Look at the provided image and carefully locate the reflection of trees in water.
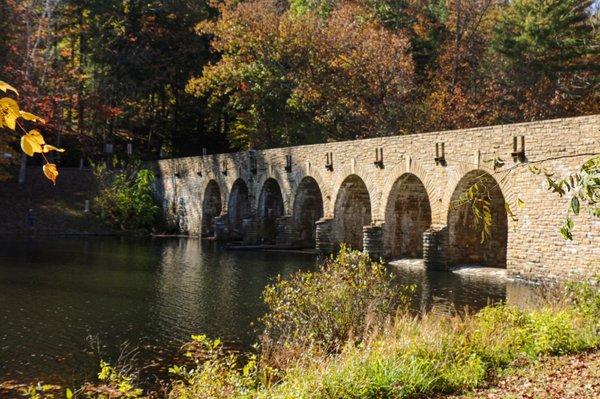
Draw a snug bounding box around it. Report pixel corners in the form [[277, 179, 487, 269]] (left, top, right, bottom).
[[154, 239, 315, 344], [155, 239, 243, 341]]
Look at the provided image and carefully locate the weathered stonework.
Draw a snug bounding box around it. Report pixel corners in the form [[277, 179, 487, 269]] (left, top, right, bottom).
[[153, 115, 600, 282]]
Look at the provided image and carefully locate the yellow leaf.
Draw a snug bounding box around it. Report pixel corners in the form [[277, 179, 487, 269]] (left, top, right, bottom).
[[20, 129, 46, 156], [0, 97, 20, 130], [43, 163, 59, 185], [42, 144, 65, 153], [0, 80, 18, 96], [19, 111, 46, 124]]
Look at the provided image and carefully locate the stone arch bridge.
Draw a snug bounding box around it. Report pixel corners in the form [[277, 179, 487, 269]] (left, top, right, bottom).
[[153, 115, 599, 282]]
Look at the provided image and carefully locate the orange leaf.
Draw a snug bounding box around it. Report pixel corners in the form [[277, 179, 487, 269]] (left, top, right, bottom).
[[42, 144, 65, 153], [20, 129, 45, 156], [43, 163, 59, 185], [0, 81, 18, 96], [0, 97, 19, 130], [19, 111, 46, 124]]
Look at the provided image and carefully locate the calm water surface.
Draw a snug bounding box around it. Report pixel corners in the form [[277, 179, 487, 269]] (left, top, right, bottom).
[[0, 236, 533, 386]]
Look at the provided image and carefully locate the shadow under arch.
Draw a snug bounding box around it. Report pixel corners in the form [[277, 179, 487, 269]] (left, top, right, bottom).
[[257, 178, 284, 244], [333, 174, 372, 250], [292, 176, 324, 248], [447, 170, 508, 268], [227, 178, 251, 241], [384, 173, 432, 258], [202, 180, 222, 237]]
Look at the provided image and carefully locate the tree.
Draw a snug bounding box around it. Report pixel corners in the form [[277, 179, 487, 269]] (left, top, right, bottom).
[[188, 0, 415, 149], [490, 0, 599, 120]]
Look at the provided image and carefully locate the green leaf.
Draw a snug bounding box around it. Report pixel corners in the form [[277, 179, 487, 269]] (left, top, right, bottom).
[[570, 196, 580, 215], [66, 388, 73, 399], [560, 217, 574, 240]]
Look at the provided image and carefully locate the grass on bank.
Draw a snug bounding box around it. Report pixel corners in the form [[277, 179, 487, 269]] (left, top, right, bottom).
[[168, 249, 600, 399]]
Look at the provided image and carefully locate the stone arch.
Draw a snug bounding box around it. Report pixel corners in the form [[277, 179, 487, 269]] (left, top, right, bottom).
[[333, 174, 372, 250], [329, 162, 380, 220], [447, 170, 508, 268], [384, 173, 432, 258], [292, 176, 324, 247], [227, 178, 251, 241], [254, 172, 290, 215], [378, 157, 439, 222], [288, 166, 332, 217], [201, 180, 222, 237], [257, 178, 285, 244]]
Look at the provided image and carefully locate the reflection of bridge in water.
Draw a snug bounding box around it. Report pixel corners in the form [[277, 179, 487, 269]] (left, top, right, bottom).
[[154, 115, 600, 283]]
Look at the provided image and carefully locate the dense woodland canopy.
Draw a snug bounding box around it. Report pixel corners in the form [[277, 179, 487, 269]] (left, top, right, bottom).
[[1, 0, 598, 168]]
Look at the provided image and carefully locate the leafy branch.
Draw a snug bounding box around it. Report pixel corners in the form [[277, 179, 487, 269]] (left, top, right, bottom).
[[0, 80, 64, 184], [530, 155, 600, 240], [453, 149, 600, 242]]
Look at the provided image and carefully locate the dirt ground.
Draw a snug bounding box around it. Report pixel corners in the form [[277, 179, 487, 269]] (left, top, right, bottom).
[[447, 351, 600, 399], [0, 167, 116, 235]]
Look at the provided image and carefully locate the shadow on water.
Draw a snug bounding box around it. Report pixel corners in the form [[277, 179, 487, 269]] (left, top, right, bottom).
[[0, 236, 536, 386]]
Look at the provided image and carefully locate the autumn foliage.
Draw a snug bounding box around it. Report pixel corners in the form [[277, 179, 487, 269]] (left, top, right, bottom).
[[188, 0, 415, 148], [0, 81, 64, 184], [0, 0, 597, 159], [190, 0, 599, 149]]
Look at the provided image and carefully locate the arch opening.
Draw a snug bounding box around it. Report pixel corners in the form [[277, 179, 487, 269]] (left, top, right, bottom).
[[333, 174, 372, 250], [257, 178, 284, 244], [447, 170, 508, 268], [201, 180, 222, 237], [227, 179, 251, 241], [385, 174, 432, 258], [293, 177, 324, 247]]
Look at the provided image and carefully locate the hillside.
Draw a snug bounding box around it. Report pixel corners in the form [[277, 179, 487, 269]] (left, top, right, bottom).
[[0, 167, 116, 235]]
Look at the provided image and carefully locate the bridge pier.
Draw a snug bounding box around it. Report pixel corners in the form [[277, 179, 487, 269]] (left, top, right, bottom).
[[242, 216, 258, 245], [363, 223, 385, 260], [213, 214, 229, 241], [276, 215, 295, 247], [423, 225, 448, 271], [315, 218, 334, 256]]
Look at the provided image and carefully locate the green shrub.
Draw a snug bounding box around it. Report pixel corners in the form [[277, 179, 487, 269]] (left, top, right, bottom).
[[470, 304, 530, 367], [168, 335, 276, 399], [260, 247, 413, 364], [567, 274, 600, 322], [93, 163, 160, 230]]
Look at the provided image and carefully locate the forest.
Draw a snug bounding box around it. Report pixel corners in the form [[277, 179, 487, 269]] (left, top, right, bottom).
[[1, 0, 598, 171]]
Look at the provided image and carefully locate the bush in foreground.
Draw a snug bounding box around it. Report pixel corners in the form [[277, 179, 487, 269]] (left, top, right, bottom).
[[260, 247, 413, 367]]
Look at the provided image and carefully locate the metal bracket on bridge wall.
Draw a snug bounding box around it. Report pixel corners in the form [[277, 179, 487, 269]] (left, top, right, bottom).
[[325, 152, 334, 171], [374, 148, 384, 169], [435, 142, 446, 166], [511, 135, 526, 162]]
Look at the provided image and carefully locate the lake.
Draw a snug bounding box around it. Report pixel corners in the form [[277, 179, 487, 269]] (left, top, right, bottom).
[[0, 236, 534, 386]]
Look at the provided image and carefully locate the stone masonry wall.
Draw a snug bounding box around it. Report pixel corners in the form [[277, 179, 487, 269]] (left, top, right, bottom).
[[153, 115, 600, 282]]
